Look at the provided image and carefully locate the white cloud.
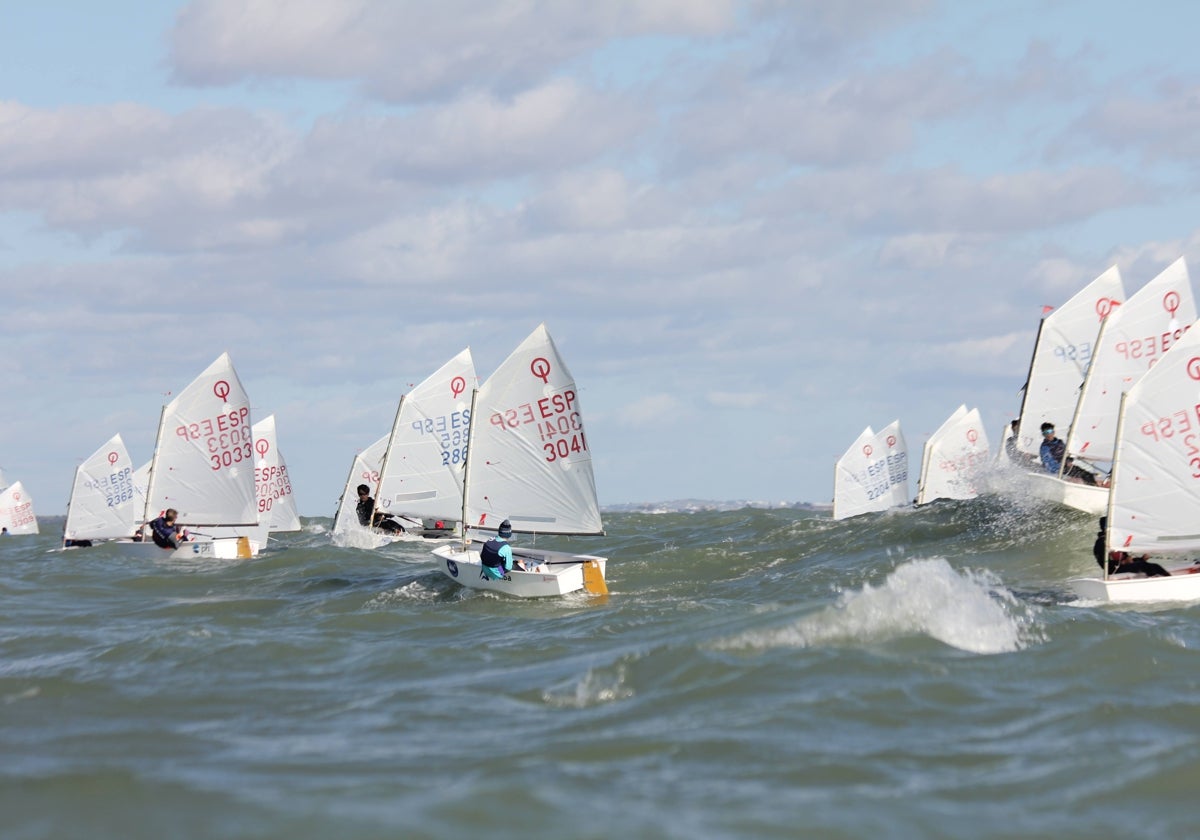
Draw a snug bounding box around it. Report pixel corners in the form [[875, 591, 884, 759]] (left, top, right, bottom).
[[620, 394, 684, 426], [170, 0, 738, 100], [4, 1, 1200, 509], [705, 390, 766, 409]]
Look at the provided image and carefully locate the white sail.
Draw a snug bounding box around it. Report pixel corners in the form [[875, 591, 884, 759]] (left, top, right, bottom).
[[1107, 317, 1200, 554], [918, 406, 964, 503], [1016, 266, 1125, 456], [142, 352, 258, 531], [63, 433, 139, 541], [133, 461, 150, 507], [0, 481, 38, 534], [332, 434, 389, 540], [376, 348, 474, 521], [833, 425, 905, 520], [462, 324, 602, 536], [833, 425, 876, 520], [252, 415, 301, 532], [917, 406, 990, 504], [1067, 258, 1196, 465], [993, 419, 1016, 466], [879, 420, 909, 507]]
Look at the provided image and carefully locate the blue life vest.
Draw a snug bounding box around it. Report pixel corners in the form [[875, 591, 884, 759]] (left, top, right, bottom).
[[1040, 437, 1065, 474], [479, 537, 512, 579], [480, 538, 508, 567]]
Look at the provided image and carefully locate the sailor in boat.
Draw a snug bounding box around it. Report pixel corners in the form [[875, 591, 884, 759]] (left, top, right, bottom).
[[480, 520, 518, 579], [479, 520, 540, 579], [1039, 422, 1099, 486], [1004, 419, 1037, 468], [148, 508, 188, 550], [1092, 517, 1170, 577], [355, 484, 405, 534]]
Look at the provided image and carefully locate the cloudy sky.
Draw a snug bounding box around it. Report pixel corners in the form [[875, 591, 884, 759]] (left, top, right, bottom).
[[4, 0, 1200, 516]]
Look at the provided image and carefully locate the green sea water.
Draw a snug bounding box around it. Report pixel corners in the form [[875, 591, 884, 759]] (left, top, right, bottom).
[[2, 501, 1199, 839]]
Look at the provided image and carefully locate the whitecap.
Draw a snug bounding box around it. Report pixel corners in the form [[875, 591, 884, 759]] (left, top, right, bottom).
[[542, 662, 634, 708], [723, 557, 1038, 655]]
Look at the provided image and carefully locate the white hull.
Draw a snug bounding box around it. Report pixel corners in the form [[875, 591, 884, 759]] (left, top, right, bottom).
[[109, 536, 258, 560], [1024, 471, 1108, 514], [432, 542, 607, 598], [1069, 564, 1200, 603]]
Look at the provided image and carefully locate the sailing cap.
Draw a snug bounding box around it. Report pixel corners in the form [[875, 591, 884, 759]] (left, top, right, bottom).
[[498, 520, 513, 538]]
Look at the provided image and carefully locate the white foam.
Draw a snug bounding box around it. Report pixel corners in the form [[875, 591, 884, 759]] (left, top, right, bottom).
[[726, 558, 1037, 655], [542, 662, 634, 708]]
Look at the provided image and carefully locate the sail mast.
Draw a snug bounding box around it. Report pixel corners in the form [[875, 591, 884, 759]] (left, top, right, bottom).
[[458, 387, 480, 548], [1013, 315, 1046, 439], [1101, 392, 1128, 581], [140, 403, 169, 531], [374, 394, 406, 506]]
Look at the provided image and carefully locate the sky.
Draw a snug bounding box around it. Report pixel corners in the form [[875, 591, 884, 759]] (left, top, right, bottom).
[[5, 0, 1200, 516]]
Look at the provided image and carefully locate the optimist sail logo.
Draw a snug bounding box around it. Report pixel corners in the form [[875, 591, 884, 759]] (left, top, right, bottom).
[[1187, 357, 1200, 381], [530, 357, 552, 384]]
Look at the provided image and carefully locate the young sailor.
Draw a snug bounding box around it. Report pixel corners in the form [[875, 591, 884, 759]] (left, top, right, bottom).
[[480, 520, 521, 579]]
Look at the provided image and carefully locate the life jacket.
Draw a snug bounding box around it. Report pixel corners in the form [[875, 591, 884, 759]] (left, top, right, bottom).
[[149, 516, 177, 549], [480, 538, 508, 568]]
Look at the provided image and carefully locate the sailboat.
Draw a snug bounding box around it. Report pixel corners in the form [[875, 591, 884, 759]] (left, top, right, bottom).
[[331, 434, 396, 548], [916, 406, 990, 505], [0, 479, 38, 535], [1069, 316, 1200, 602], [1030, 258, 1195, 513], [62, 433, 140, 546], [431, 324, 608, 597], [252, 415, 301, 533], [1011, 266, 1124, 459], [832, 420, 908, 520], [118, 352, 261, 559], [331, 351, 476, 547], [994, 267, 1122, 497], [372, 348, 475, 539]]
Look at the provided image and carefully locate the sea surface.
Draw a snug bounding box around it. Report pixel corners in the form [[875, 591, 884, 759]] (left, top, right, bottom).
[[2, 501, 1199, 839]]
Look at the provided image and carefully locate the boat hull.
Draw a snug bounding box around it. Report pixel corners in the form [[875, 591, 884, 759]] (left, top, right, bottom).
[[1025, 471, 1108, 514], [109, 536, 258, 560], [431, 542, 607, 598], [1069, 564, 1200, 603]]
